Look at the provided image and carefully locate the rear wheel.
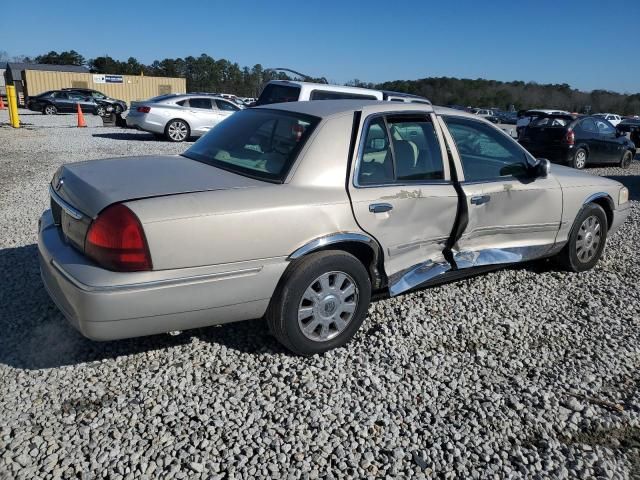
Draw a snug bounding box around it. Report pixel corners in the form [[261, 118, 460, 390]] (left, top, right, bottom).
[[620, 150, 633, 168], [43, 104, 57, 115], [267, 250, 372, 355], [165, 119, 190, 142], [571, 148, 587, 169], [95, 105, 106, 116], [555, 203, 607, 272]]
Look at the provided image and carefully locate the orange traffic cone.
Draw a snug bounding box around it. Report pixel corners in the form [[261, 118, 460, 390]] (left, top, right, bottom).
[[0, 96, 5, 110], [76, 103, 87, 128]]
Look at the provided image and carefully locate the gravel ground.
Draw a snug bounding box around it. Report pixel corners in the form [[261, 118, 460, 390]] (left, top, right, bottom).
[[1, 109, 639, 479]]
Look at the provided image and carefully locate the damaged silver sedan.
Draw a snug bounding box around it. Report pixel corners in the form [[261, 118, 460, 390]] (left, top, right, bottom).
[[39, 100, 630, 355]]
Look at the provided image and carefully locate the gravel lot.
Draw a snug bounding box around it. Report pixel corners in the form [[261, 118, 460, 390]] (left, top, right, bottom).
[[1, 109, 639, 479]]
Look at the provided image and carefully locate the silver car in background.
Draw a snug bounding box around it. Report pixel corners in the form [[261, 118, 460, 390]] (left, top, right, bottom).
[[126, 94, 244, 142]]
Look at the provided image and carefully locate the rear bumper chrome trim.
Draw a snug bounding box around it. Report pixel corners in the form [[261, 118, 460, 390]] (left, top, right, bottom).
[[49, 185, 85, 220], [50, 258, 262, 293]]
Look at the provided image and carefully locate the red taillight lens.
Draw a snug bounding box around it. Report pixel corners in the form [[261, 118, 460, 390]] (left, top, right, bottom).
[[137, 106, 151, 113], [563, 129, 575, 145], [85, 204, 152, 272]]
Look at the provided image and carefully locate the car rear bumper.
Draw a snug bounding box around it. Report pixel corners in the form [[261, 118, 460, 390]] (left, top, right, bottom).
[[520, 143, 574, 164], [38, 210, 286, 341], [125, 114, 165, 134]]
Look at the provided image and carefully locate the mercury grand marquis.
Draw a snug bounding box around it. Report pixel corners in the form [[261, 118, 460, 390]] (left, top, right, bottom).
[[39, 100, 631, 355]]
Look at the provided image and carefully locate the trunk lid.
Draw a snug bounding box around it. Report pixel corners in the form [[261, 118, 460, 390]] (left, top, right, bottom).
[[52, 154, 265, 218]]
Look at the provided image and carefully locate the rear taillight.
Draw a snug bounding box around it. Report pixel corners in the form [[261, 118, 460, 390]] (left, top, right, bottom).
[[137, 106, 151, 113], [563, 129, 575, 145], [85, 204, 152, 272]]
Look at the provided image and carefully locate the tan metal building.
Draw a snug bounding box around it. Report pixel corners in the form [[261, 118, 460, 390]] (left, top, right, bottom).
[[23, 70, 186, 104]]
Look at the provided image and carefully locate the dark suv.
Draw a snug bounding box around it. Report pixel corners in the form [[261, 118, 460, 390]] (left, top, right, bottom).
[[519, 114, 635, 169], [62, 88, 127, 113]]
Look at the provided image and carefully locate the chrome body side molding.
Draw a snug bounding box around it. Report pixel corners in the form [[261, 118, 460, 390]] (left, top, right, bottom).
[[453, 244, 555, 269], [50, 259, 263, 293], [388, 242, 565, 297], [388, 259, 451, 296], [583, 192, 614, 209], [49, 185, 85, 220]]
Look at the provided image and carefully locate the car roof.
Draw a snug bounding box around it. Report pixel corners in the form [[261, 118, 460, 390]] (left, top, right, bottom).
[[259, 100, 483, 121]]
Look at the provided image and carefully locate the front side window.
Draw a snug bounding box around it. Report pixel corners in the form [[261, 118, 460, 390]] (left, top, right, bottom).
[[357, 115, 445, 185], [444, 116, 530, 182], [183, 109, 319, 183], [595, 119, 615, 134]]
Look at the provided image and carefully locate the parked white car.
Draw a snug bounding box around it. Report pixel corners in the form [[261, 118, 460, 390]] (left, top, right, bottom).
[[593, 113, 622, 127], [126, 94, 243, 142], [256, 80, 430, 105]]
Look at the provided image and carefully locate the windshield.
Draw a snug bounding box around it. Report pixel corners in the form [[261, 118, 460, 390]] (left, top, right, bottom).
[[183, 109, 319, 183], [256, 84, 301, 105]]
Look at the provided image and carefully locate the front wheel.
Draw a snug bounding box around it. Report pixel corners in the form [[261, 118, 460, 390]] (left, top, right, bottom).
[[555, 203, 608, 272], [165, 119, 190, 142], [267, 250, 372, 355], [43, 104, 57, 115], [620, 150, 633, 169], [571, 148, 588, 169]]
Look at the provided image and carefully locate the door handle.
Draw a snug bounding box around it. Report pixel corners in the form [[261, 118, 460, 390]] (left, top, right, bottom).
[[369, 203, 393, 213], [470, 195, 491, 205]]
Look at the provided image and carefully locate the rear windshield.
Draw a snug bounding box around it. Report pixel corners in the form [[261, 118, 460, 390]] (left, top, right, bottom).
[[530, 116, 571, 127], [256, 84, 301, 105], [183, 109, 319, 183]]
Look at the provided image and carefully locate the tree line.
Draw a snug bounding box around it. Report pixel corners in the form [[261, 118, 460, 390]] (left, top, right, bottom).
[[4, 50, 639, 114]]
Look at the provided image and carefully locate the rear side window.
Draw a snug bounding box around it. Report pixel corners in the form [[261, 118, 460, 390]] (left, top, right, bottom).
[[309, 90, 378, 101], [580, 118, 597, 133], [189, 98, 212, 109], [256, 84, 301, 105], [357, 115, 444, 186], [183, 109, 319, 183]]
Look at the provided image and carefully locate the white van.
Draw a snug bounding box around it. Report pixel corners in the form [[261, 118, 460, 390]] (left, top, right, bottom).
[[255, 80, 430, 106]]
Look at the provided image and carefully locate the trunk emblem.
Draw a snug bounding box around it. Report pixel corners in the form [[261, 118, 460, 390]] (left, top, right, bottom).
[[54, 177, 64, 191]]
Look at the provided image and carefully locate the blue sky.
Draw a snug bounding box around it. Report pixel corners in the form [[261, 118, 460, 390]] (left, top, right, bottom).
[[2, 0, 639, 93]]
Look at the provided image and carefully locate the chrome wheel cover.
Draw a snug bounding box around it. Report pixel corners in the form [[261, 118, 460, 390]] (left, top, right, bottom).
[[44, 105, 56, 115], [97, 106, 105, 116], [168, 121, 188, 141], [576, 215, 601, 263], [297, 271, 359, 342], [575, 150, 586, 169]]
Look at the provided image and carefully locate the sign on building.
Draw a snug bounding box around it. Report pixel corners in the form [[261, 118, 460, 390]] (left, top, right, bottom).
[[93, 74, 124, 84]]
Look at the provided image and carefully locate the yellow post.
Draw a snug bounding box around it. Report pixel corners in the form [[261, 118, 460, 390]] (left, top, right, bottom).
[[6, 86, 20, 128]]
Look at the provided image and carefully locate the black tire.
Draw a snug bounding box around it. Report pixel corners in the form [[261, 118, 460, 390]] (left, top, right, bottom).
[[114, 104, 123, 114], [164, 119, 190, 142], [620, 150, 633, 169], [266, 250, 372, 356], [555, 203, 608, 272], [571, 148, 588, 169], [43, 104, 57, 115]]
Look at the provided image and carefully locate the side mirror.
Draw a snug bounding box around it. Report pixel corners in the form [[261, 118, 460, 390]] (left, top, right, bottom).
[[533, 158, 551, 178]]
